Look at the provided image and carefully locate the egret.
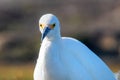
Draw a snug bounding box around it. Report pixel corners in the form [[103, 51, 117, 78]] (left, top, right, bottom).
[[34, 14, 116, 80]]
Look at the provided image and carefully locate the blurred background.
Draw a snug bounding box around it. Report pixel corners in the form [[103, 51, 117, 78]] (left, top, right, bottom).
[[0, 0, 120, 80]]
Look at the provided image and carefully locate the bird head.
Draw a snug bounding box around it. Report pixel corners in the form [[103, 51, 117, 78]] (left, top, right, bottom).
[[39, 14, 61, 41]]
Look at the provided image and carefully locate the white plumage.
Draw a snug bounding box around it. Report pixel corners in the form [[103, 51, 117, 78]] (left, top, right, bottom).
[[115, 71, 120, 80], [34, 14, 116, 80]]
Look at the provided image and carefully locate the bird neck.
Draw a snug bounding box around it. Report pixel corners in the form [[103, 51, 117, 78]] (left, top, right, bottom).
[[44, 34, 61, 42]]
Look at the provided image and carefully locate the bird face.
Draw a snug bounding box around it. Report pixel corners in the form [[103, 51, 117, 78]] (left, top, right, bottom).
[[39, 14, 60, 41]]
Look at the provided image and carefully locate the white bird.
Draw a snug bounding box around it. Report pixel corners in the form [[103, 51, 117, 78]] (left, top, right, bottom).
[[34, 14, 116, 80]]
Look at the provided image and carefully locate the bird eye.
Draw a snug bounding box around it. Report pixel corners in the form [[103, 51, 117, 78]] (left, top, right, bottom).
[[39, 24, 43, 29], [40, 24, 42, 27], [53, 23, 56, 27], [50, 23, 56, 29]]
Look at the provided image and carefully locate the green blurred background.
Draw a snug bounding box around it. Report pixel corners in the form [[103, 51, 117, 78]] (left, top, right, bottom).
[[0, 0, 120, 80]]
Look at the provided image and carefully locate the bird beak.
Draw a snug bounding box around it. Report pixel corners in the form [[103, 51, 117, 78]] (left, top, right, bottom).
[[41, 27, 51, 41]]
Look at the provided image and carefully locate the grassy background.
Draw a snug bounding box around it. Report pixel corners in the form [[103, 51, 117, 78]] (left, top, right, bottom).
[[0, 62, 120, 80], [0, 63, 34, 80]]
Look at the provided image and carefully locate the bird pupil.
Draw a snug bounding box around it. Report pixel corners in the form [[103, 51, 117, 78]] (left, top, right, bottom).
[[53, 23, 55, 27], [40, 24, 42, 27]]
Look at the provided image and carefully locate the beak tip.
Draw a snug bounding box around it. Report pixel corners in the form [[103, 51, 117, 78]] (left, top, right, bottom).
[[41, 35, 44, 41]]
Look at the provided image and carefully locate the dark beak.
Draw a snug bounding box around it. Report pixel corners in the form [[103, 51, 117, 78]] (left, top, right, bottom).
[[41, 27, 51, 41]]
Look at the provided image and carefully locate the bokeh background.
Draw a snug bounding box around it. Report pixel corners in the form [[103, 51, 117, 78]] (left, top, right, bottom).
[[0, 0, 120, 80]]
